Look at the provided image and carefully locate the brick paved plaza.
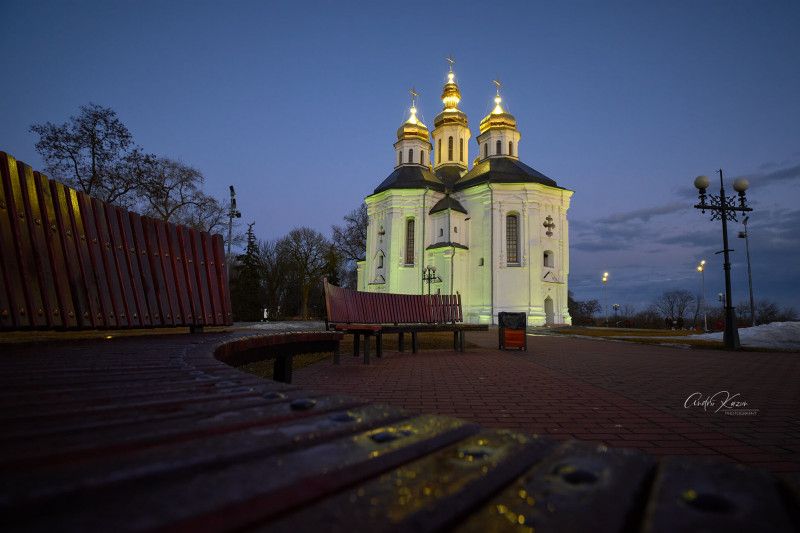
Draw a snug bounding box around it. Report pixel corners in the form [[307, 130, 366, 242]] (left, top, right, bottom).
[[295, 329, 800, 474]]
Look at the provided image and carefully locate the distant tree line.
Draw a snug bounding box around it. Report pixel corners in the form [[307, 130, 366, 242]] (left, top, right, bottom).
[[569, 288, 797, 330]]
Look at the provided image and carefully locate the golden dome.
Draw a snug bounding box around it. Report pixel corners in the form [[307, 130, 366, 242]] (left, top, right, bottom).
[[479, 94, 517, 134], [396, 105, 430, 142], [434, 71, 468, 128]]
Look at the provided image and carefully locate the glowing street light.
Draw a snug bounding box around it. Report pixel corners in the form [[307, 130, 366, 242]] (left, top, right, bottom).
[[601, 272, 609, 326], [697, 259, 707, 332]]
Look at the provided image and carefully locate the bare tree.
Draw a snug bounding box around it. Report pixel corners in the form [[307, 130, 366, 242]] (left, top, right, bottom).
[[654, 290, 695, 326], [278, 227, 333, 318], [31, 103, 141, 207], [332, 204, 368, 288]]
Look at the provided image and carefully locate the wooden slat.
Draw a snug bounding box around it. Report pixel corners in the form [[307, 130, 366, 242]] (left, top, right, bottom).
[[115, 208, 150, 326], [127, 213, 160, 325], [35, 172, 78, 328], [92, 197, 129, 327], [18, 165, 62, 328], [160, 219, 188, 324], [189, 228, 214, 325], [104, 202, 138, 326], [202, 232, 223, 325], [63, 186, 104, 327], [79, 193, 117, 327], [142, 217, 173, 325], [172, 225, 200, 325], [0, 153, 29, 328]]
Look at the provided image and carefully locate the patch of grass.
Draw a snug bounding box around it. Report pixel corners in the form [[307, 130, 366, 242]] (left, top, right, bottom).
[[552, 327, 697, 338]]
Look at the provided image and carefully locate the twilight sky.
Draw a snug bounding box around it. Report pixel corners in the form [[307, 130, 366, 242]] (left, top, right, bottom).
[[3, 1, 799, 311]]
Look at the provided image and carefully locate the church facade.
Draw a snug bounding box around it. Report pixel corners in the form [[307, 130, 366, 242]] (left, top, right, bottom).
[[356, 67, 573, 326]]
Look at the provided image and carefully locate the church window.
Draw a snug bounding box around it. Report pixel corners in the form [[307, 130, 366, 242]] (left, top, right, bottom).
[[378, 254, 384, 269], [509, 141, 514, 156], [437, 139, 442, 164], [454, 226, 458, 233], [496, 140, 502, 155], [448, 136, 454, 161], [483, 144, 488, 159], [421, 150, 425, 164], [405, 218, 415, 265], [439, 228, 444, 237], [506, 214, 520, 265], [459, 138, 464, 161], [398, 151, 402, 165], [408, 148, 413, 163], [544, 250, 554, 268]]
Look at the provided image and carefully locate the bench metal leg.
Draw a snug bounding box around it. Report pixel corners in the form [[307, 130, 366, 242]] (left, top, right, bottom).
[[333, 342, 340, 364], [453, 330, 459, 351], [274, 354, 293, 383], [398, 332, 404, 352], [363, 335, 370, 365], [376, 332, 383, 358], [353, 334, 360, 357], [411, 331, 418, 354], [459, 330, 465, 352]]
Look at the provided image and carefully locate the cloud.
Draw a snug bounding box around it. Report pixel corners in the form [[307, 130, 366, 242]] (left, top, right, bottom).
[[595, 202, 687, 224]]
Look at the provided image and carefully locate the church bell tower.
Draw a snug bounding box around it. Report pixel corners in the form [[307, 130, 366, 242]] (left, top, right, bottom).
[[431, 59, 470, 175]]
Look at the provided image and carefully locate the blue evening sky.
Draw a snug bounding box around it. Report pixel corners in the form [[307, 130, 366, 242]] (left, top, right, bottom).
[[3, 1, 799, 311]]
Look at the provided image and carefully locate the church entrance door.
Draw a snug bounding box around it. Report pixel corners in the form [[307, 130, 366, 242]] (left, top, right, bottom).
[[544, 297, 554, 326]]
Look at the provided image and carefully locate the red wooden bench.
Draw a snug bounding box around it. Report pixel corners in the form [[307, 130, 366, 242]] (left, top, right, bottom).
[[323, 279, 487, 363], [0, 151, 232, 333]]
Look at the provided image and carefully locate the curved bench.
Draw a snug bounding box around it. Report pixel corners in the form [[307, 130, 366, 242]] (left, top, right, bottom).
[[0, 331, 797, 532]]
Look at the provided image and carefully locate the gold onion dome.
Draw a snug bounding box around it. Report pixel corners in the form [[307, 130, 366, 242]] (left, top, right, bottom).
[[479, 93, 517, 134], [434, 71, 468, 128], [396, 105, 430, 142]]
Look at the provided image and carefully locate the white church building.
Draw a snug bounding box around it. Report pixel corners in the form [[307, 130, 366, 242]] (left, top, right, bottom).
[[356, 66, 573, 326]]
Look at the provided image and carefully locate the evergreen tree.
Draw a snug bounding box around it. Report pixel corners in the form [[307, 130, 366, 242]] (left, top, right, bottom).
[[230, 223, 264, 321]]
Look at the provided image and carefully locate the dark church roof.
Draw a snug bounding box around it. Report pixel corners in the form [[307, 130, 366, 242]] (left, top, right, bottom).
[[453, 157, 563, 191], [429, 195, 467, 215], [373, 166, 445, 194], [433, 166, 464, 189]]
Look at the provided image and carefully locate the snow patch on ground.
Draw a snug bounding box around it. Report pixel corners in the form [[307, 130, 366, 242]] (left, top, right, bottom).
[[688, 321, 800, 351]]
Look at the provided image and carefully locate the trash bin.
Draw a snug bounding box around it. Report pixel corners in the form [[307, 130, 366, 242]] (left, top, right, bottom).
[[498, 312, 527, 351]]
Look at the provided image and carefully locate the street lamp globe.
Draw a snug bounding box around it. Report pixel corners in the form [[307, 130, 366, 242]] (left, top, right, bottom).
[[733, 178, 749, 193], [694, 175, 710, 190]]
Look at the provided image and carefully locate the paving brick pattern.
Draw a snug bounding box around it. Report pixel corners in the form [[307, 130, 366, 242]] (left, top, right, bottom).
[[295, 330, 800, 473]]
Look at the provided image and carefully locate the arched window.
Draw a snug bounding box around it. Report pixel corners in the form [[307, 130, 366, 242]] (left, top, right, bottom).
[[398, 151, 402, 165], [408, 148, 413, 163], [459, 138, 464, 162], [420, 150, 425, 164], [378, 254, 384, 269], [437, 139, 442, 164], [496, 140, 502, 155], [405, 218, 415, 266], [439, 228, 444, 237], [543, 250, 554, 268], [483, 143, 488, 159], [508, 141, 513, 157], [506, 214, 519, 265], [448, 136, 454, 161]]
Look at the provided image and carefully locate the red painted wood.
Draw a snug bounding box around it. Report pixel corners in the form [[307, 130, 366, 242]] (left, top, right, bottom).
[[176, 226, 203, 325], [63, 186, 103, 328], [114, 207, 149, 327], [0, 153, 29, 328], [3, 158, 48, 327], [142, 218, 173, 325], [103, 203, 138, 327], [201, 232, 223, 325], [34, 172, 77, 328], [164, 220, 192, 324], [91, 197, 129, 327], [127, 213, 160, 325], [189, 229, 214, 325]]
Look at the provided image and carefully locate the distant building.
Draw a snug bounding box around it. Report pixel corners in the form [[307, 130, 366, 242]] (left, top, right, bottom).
[[357, 65, 573, 326]]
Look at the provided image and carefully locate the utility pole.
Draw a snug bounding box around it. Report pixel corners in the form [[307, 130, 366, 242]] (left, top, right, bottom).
[[227, 185, 241, 280], [738, 216, 755, 327]]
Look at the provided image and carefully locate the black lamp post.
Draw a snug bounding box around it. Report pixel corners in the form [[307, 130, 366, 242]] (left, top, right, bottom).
[[693, 170, 752, 350]]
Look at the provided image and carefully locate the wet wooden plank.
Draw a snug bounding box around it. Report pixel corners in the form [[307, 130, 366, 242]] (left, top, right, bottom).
[[11, 416, 478, 532], [19, 166, 63, 328], [1, 155, 46, 327], [36, 173, 79, 328], [266, 430, 556, 533], [0, 152, 27, 328], [78, 192, 116, 327], [456, 440, 655, 533], [642, 457, 795, 533]]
